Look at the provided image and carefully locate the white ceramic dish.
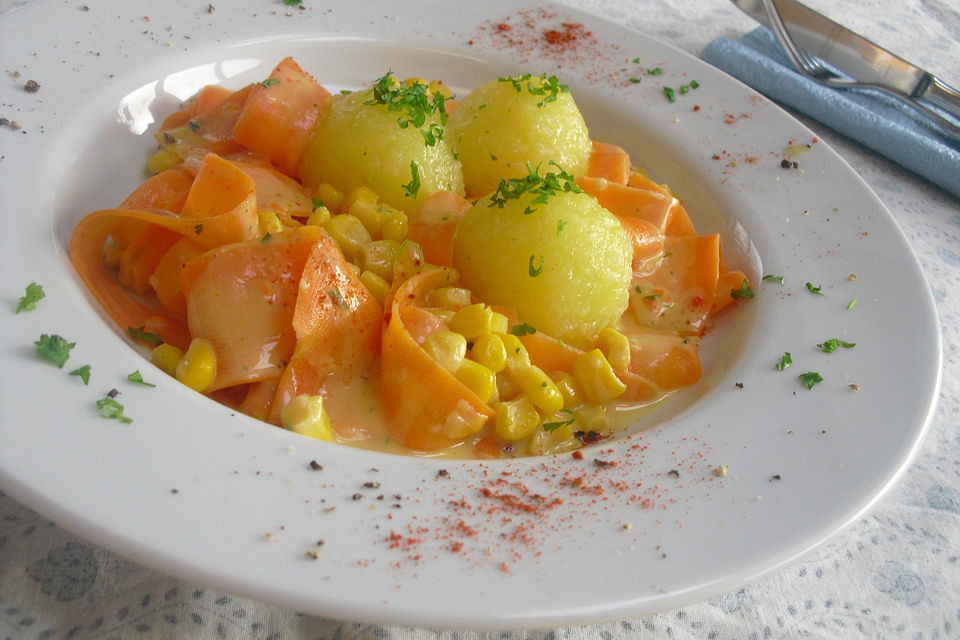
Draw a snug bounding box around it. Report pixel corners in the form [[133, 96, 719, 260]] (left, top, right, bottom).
[[0, 0, 940, 630]]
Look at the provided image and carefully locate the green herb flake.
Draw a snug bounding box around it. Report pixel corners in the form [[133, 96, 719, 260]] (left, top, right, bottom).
[[69, 364, 91, 385], [679, 84, 690, 94], [730, 279, 753, 299], [528, 254, 544, 277], [647, 67, 663, 75], [260, 78, 281, 89], [127, 370, 156, 387], [762, 274, 784, 285], [128, 325, 163, 345], [34, 334, 75, 368], [557, 219, 567, 237], [97, 396, 132, 424], [690, 80, 700, 89], [402, 161, 421, 199], [632, 57, 641, 64], [799, 371, 823, 390], [542, 411, 575, 432], [16, 282, 45, 313], [283, 0, 302, 5], [365, 71, 448, 146], [663, 86, 676, 102], [339, 89, 352, 95], [261, 233, 272, 244], [312, 197, 325, 210], [497, 73, 570, 107], [328, 287, 348, 309], [805, 282, 824, 295], [509, 323, 537, 336], [193, 223, 203, 235], [488, 161, 581, 212], [629, 77, 642, 84], [644, 293, 663, 300], [817, 339, 855, 353], [847, 299, 857, 310], [775, 352, 792, 371]]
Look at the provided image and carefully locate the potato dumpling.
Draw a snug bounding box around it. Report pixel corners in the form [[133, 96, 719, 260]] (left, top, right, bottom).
[[298, 77, 464, 213], [452, 178, 632, 348], [448, 74, 592, 198]]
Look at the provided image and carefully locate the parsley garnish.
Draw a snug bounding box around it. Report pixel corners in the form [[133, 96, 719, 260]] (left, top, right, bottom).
[[543, 411, 575, 432], [817, 339, 855, 353], [762, 274, 784, 284], [366, 71, 447, 146], [557, 220, 567, 236], [97, 396, 132, 424], [261, 78, 281, 89], [488, 161, 581, 212], [528, 254, 544, 277], [647, 67, 663, 75], [629, 77, 642, 84], [70, 364, 91, 385], [644, 293, 663, 300], [775, 352, 792, 371], [402, 161, 421, 199], [328, 287, 348, 309], [193, 223, 203, 235], [509, 323, 537, 336], [261, 233, 272, 244], [16, 282, 45, 313], [498, 73, 569, 107], [127, 370, 156, 387], [730, 279, 753, 299], [312, 197, 325, 210], [284, 0, 302, 5], [34, 334, 75, 368], [847, 299, 856, 310], [690, 80, 700, 89], [128, 326, 163, 345], [805, 282, 824, 295], [799, 371, 823, 389], [663, 86, 676, 102]]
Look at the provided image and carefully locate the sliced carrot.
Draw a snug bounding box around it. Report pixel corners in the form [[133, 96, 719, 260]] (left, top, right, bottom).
[[158, 84, 253, 157], [408, 190, 471, 268], [627, 170, 670, 195], [586, 140, 631, 184], [616, 215, 664, 272], [664, 201, 697, 237], [238, 379, 281, 422], [711, 269, 749, 315], [626, 330, 702, 391], [233, 161, 314, 218], [233, 57, 332, 177], [160, 84, 235, 132], [577, 176, 674, 230], [380, 267, 495, 451], [110, 167, 195, 249], [520, 331, 580, 375], [149, 237, 205, 316], [117, 224, 181, 294]]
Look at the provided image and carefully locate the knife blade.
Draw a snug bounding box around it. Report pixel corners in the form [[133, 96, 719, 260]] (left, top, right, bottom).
[[731, 0, 960, 126]]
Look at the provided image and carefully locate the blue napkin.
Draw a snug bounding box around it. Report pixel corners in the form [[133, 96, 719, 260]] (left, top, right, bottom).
[[701, 27, 960, 199]]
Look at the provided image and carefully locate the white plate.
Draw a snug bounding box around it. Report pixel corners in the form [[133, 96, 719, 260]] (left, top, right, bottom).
[[0, 0, 941, 630]]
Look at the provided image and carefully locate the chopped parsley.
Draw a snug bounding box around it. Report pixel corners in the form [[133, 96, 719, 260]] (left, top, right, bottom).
[[644, 293, 663, 300], [128, 325, 163, 345], [127, 370, 156, 387], [312, 197, 325, 210], [690, 80, 700, 89], [509, 323, 537, 336], [528, 254, 544, 277], [97, 396, 132, 424], [730, 279, 753, 299], [34, 334, 75, 368], [762, 274, 784, 284], [799, 371, 823, 389], [805, 282, 824, 295], [402, 161, 421, 199], [498, 73, 569, 107], [775, 352, 792, 371], [817, 339, 855, 353], [847, 299, 857, 310], [328, 286, 348, 309], [663, 86, 676, 102], [366, 71, 447, 146], [69, 364, 91, 385], [261, 233, 273, 244], [629, 77, 642, 84], [542, 411, 575, 432], [260, 78, 281, 89], [193, 223, 203, 235], [647, 67, 663, 75], [15, 282, 45, 313], [557, 219, 567, 236], [283, 0, 302, 5], [488, 161, 581, 212]]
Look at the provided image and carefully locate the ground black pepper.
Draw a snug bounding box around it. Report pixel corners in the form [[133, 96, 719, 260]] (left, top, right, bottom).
[[308, 460, 323, 470]]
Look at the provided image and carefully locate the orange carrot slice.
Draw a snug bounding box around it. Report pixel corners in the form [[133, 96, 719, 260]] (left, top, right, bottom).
[[586, 140, 631, 184], [160, 84, 235, 132], [158, 84, 253, 157], [149, 237, 205, 316], [616, 215, 664, 272], [117, 224, 181, 294], [626, 330, 702, 391], [408, 190, 471, 268]]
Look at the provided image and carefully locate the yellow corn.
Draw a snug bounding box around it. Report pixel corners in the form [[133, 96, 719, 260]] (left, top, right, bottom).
[[175, 338, 216, 393], [348, 199, 383, 239], [490, 312, 510, 335], [323, 214, 371, 261], [146, 148, 181, 174], [552, 372, 582, 409], [393, 240, 426, 282], [494, 396, 540, 441], [572, 349, 627, 404], [423, 330, 467, 373], [426, 286, 471, 310], [496, 372, 521, 401], [573, 404, 610, 433], [380, 207, 409, 243], [597, 327, 631, 370], [151, 343, 183, 377], [450, 303, 495, 340], [360, 239, 400, 281], [500, 333, 530, 367], [346, 262, 362, 276], [431, 309, 456, 324], [314, 183, 344, 213], [428, 80, 452, 99], [258, 209, 284, 236], [359, 270, 390, 305], [455, 359, 496, 403], [280, 394, 333, 441], [340, 186, 379, 216], [404, 77, 427, 88], [509, 363, 564, 414], [306, 205, 332, 227], [470, 333, 507, 373], [441, 403, 489, 439]]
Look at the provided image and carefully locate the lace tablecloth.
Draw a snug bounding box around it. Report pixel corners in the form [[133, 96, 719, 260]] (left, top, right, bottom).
[[2, 0, 958, 638]]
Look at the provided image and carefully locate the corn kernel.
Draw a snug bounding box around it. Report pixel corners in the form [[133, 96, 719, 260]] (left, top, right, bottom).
[[500, 333, 530, 367], [280, 394, 333, 441], [426, 286, 471, 310], [441, 401, 489, 439], [490, 312, 509, 335], [470, 333, 507, 373], [359, 270, 390, 305], [572, 349, 627, 404], [431, 309, 456, 324], [454, 359, 496, 403], [428, 80, 452, 99], [404, 77, 427, 88], [573, 404, 610, 433], [151, 343, 183, 376], [423, 330, 467, 373], [450, 303, 495, 340], [346, 262, 361, 276], [360, 239, 400, 281], [494, 396, 540, 441], [393, 240, 426, 283], [314, 183, 344, 213], [175, 338, 216, 393], [496, 372, 521, 401], [348, 199, 383, 238], [340, 186, 379, 215], [258, 209, 284, 235], [146, 148, 181, 174], [306, 205, 331, 227], [380, 207, 409, 243], [597, 327, 631, 370], [323, 214, 371, 261], [509, 363, 564, 414]]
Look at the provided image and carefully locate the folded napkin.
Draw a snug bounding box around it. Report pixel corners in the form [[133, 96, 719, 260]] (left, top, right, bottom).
[[701, 27, 960, 199]]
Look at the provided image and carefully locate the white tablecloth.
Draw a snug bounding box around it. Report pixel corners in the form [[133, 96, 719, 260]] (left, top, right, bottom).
[[1, 0, 958, 638]]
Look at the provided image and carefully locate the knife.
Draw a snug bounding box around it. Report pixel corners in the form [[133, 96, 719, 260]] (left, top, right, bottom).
[[732, 0, 960, 136]]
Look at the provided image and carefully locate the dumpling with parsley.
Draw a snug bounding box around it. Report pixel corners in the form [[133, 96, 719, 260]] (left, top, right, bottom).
[[298, 73, 464, 213], [447, 74, 593, 198]]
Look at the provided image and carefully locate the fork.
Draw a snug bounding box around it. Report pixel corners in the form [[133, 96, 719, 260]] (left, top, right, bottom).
[[759, 0, 960, 140]]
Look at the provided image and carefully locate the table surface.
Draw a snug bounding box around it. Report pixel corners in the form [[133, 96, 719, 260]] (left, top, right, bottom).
[[1, 0, 958, 638]]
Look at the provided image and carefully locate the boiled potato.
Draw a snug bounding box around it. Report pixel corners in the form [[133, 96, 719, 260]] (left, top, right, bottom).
[[298, 79, 464, 213], [448, 74, 592, 198], [452, 184, 632, 348]]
